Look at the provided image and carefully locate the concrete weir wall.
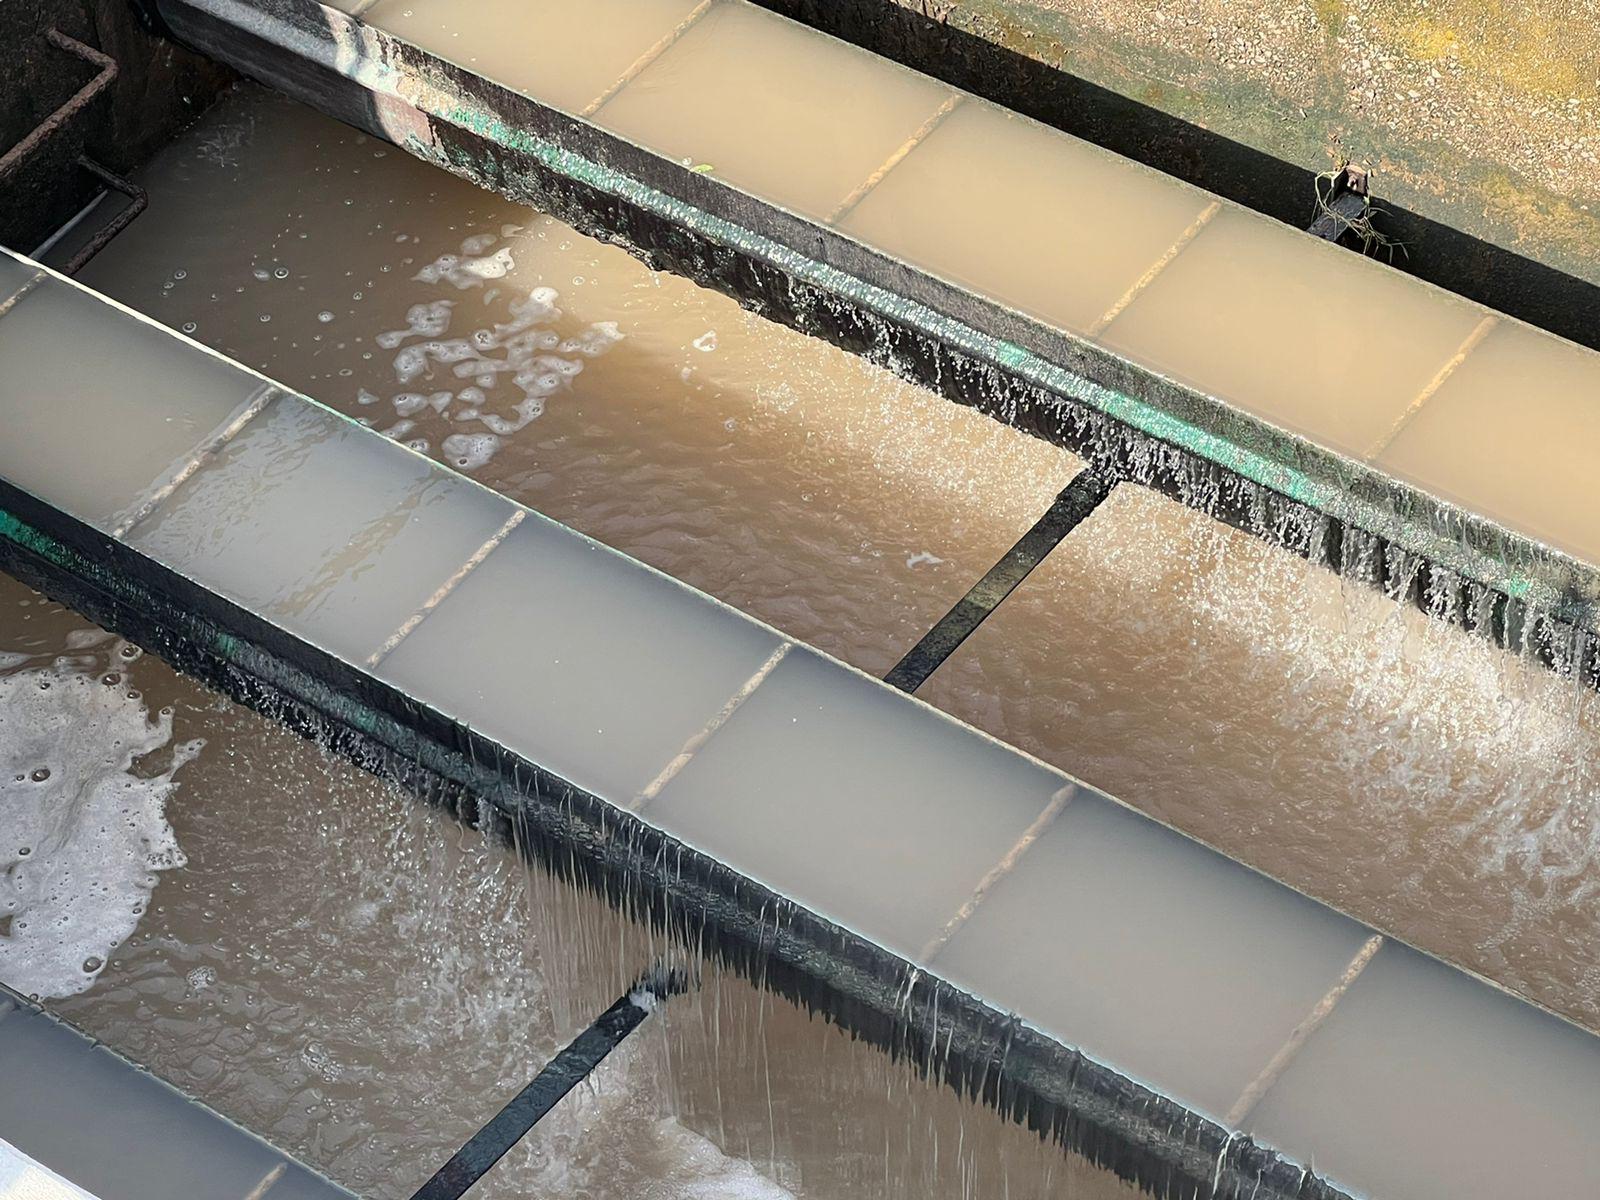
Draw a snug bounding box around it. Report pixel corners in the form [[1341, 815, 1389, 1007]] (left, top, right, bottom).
[[157, 0, 1600, 690], [758, 0, 1600, 348], [8, 232, 1600, 1200], [10, 233, 1600, 1200], [0, 247, 1355, 1200]]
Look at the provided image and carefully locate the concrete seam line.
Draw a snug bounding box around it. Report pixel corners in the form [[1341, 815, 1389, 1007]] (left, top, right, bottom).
[[1364, 314, 1498, 460], [580, 0, 717, 119], [918, 783, 1079, 965], [1222, 932, 1385, 1128], [110, 383, 282, 540], [1087, 200, 1221, 339], [632, 641, 792, 812], [0, 271, 47, 321], [365, 507, 526, 668], [826, 92, 965, 226]]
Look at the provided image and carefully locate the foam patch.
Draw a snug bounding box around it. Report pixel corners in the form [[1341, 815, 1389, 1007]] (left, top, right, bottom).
[[0, 669, 195, 999]]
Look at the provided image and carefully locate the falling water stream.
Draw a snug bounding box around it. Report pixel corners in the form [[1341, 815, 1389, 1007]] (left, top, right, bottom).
[[0, 569, 1131, 1200], [3, 73, 1600, 1196]]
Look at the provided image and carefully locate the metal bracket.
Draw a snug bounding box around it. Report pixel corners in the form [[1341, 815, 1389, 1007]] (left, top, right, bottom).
[[1308, 164, 1372, 244], [884, 468, 1118, 692]]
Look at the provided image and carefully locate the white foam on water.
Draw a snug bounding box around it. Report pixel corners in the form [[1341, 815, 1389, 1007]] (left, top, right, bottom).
[[639, 1119, 795, 1200], [366, 235, 627, 471], [414, 247, 516, 288], [441, 432, 501, 471], [0, 667, 194, 999], [377, 299, 455, 349]]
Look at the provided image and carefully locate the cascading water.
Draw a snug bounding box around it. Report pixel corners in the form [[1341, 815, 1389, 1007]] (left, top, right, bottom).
[[63, 82, 1600, 1040], [0, 565, 1138, 1200], [4, 42, 1599, 1200], [0, 570, 810, 1199]]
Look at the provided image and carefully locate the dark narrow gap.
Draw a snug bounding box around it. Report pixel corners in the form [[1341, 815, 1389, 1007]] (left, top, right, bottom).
[[883, 468, 1117, 694], [408, 966, 689, 1200]]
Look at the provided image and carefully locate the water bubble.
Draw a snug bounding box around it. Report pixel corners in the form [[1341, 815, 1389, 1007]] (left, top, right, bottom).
[[318, 311, 335, 323], [187, 965, 217, 991], [273, 267, 289, 279], [182, 322, 198, 334], [30, 768, 50, 783]]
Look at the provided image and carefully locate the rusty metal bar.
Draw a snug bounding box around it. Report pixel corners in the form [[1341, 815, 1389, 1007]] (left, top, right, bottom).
[[365, 508, 527, 667], [1223, 934, 1386, 1126], [826, 92, 964, 225], [62, 158, 150, 276], [0, 30, 118, 184], [109, 384, 282, 539], [0, 272, 46, 322], [580, 0, 716, 118], [918, 783, 1079, 964]]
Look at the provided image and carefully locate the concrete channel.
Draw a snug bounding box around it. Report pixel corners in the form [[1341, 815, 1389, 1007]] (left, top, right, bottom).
[[3, 3, 1600, 1200]]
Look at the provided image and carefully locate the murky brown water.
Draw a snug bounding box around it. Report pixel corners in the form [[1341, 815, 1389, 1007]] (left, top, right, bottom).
[[76, 87, 1070, 679], [919, 486, 1600, 1032], [0, 569, 1130, 1199], [65, 84, 1600, 1039]]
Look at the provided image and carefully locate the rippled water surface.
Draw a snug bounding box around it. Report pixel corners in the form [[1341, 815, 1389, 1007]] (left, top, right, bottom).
[[77, 87, 1071, 679], [0, 569, 1130, 1199], [68, 84, 1600, 1037]]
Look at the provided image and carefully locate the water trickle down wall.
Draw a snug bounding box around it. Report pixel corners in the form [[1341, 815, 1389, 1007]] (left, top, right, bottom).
[[67, 83, 1600, 1046], [9, 2, 1600, 1196], [6, 228, 1600, 1200], [150, 0, 1600, 692]]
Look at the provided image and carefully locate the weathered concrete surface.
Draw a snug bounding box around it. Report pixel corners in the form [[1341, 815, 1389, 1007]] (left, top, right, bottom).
[[0, 0, 233, 254], [916, 0, 1600, 289]]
